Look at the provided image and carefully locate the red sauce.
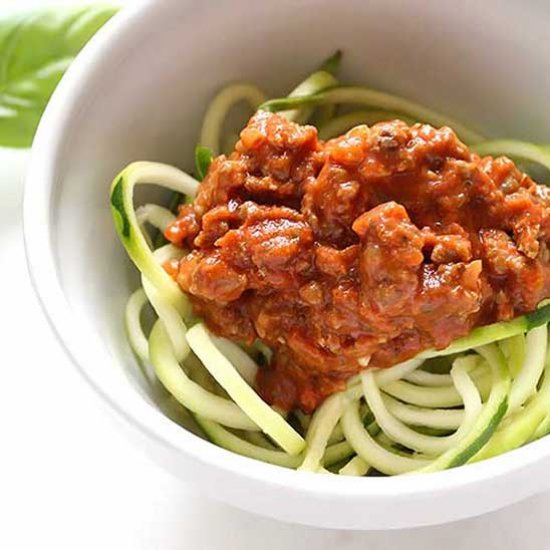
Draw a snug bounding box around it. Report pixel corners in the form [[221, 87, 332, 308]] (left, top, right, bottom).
[[165, 112, 550, 413]]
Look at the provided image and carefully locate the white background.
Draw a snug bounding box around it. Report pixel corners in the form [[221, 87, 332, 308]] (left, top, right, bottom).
[[2, 1, 550, 548]]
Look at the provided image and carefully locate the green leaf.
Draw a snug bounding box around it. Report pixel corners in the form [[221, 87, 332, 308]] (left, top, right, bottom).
[[195, 144, 214, 180], [0, 4, 119, 148]]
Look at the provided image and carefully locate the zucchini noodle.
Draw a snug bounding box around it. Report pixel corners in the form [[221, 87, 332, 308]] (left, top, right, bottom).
[[260, 86, 485, 144], [124, 289, 150, 363], [500, 333, 526, 378], [420, 345, 511, 472], [473, 140, 550, 172], [136, 204, 176, 232], [475, 343, 550, 459], [361, 358, 482, 456], [341, 400, 430, 475], [208, 335, 258, 386], [199, 83, 266, 155], [111, 51, 550, 477], [383, 395, 464, 430], [195, 417, 302, 468], [507, 325, 547, 412], [381, 370, 491, 409], [281, 70, 338, 124], [339, 455, 370, 476], [531, 414, 550, 442], [299, 393, 347, 471], [403, 370, 453, 387], [186, 323, 304, 455], [148, 321, 257, 430]]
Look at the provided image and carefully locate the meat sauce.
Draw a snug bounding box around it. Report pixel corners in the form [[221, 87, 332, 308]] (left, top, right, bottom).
[[165, 111, 550, 413]]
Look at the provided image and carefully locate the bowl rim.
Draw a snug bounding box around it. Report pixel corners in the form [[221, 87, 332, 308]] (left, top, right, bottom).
[[22, 0, 550, 504]]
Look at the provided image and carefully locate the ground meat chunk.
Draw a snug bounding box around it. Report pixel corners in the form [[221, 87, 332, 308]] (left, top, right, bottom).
[[165, 112, 550, 412], [479, 229, 543, 315], [353, 202, 424, 314], [176, 251, 248, 303], [164, 204, 200, 247], [214, 204, 314, 289]]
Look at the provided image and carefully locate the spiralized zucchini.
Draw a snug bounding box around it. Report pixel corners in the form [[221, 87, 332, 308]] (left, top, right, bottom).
[[111, 51, 550, 476]]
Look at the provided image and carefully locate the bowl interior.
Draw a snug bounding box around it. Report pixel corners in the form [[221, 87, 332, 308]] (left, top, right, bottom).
[[28, 0, 550, 528]]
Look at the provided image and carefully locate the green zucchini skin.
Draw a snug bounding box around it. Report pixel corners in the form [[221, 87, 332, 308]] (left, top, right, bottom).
[[419, 345, 511, 473], [195, 145, 214, 180], [418, 303, 550, 360], [450, 400, 508, 469], [526, 303, 550, 330]]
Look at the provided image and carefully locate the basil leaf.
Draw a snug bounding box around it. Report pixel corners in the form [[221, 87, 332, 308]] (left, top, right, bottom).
[[0, 4, 118, 148], [195, 144, 214, 179]]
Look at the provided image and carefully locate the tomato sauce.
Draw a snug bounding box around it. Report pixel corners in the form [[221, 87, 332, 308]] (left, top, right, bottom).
[[165, 112, 550, 412]]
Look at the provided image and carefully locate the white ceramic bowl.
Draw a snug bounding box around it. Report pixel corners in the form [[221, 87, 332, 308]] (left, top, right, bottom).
[[24, 0, 550, 530]]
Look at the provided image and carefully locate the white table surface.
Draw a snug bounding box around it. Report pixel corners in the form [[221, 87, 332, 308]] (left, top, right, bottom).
[[3, 1, 550, 548]]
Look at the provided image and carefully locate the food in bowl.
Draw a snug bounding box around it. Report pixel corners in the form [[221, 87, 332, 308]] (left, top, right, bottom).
[[110, 52, 550, 476]]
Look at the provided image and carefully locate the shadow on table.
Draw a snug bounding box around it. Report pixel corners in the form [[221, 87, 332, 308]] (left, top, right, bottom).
[[160, 488, 547, 550]]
